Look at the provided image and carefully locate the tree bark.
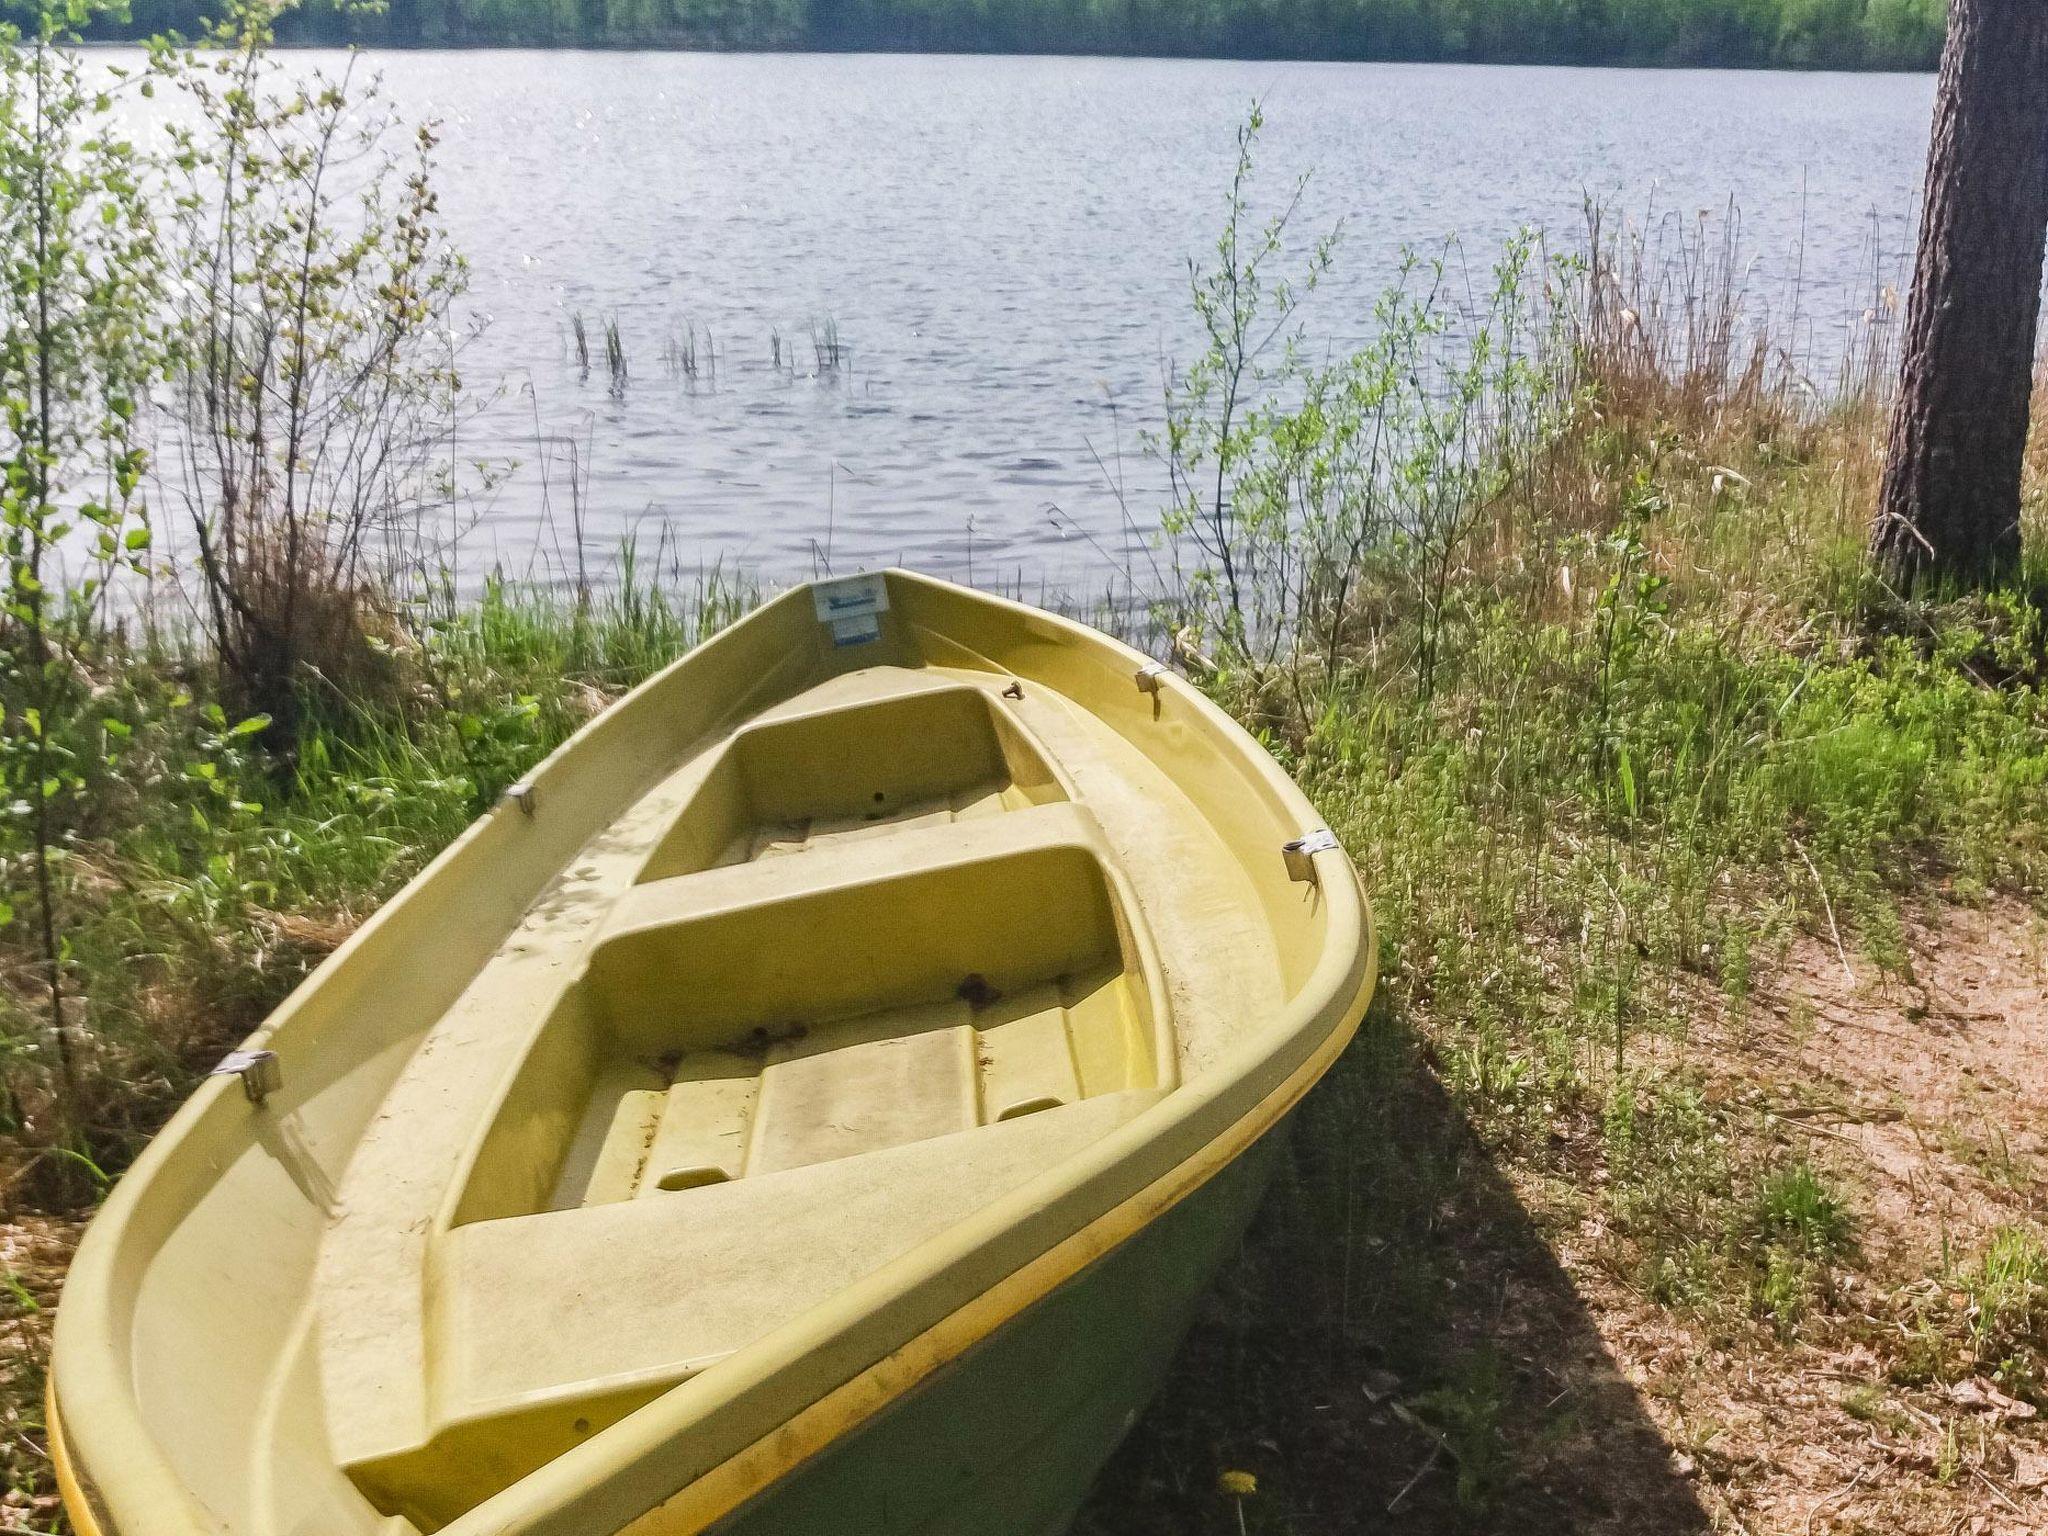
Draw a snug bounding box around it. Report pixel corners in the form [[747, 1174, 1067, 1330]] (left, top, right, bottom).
[[1874, 0, 2048, 590]]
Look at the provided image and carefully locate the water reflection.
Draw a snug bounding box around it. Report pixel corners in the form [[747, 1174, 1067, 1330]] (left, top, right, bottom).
[[118, 52, 1933, 586]]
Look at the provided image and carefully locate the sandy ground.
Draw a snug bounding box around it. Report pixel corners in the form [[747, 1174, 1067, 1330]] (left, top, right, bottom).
[[1653, 898, 2048, 1536], [1078, 897, 2047, 1535]]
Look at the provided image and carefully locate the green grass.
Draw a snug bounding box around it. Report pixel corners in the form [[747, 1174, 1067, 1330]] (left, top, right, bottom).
[[1078, 461, 2046, 1528], [1069, 185, 2048, 1527], [5, 452, 2046, 1530], [0, 567, 758, 1201], [1963, 1226, 2048, 1393]]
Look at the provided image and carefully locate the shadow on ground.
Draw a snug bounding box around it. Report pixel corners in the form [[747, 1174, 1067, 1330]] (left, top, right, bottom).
[[1072, 1002, 1711, 1536]]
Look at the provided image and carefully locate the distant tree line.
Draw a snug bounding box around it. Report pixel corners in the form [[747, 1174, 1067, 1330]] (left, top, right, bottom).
[[76, 0, 1946, 66]]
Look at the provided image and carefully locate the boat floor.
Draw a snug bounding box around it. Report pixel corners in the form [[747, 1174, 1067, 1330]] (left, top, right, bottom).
[[299, 661, 1286, 1529]]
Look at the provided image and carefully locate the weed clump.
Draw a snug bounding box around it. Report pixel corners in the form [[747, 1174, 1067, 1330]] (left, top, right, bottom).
[[1962, 1226, 2048, 1397], [1744, 1161, 1856, 1329]]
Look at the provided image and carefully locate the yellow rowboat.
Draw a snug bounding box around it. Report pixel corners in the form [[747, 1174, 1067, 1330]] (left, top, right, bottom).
[[51, 571, 1375, 1536]]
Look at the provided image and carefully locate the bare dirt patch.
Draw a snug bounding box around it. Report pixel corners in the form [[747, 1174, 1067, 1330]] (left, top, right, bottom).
[[1081, 897, 2048, 1535], [1643, 896, 2048, 1536]]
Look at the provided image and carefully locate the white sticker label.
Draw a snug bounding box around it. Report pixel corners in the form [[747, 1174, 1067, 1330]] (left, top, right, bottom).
[[829, 612, 882, 647], [812, 573, 889, 645]]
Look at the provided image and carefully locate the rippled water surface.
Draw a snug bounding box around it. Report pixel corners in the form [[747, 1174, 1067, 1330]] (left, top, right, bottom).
[[166, 53, 1940, 583]]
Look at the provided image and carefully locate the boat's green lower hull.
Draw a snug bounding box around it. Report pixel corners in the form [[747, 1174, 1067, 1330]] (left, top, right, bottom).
[[710, 1124, 1287, 1536]]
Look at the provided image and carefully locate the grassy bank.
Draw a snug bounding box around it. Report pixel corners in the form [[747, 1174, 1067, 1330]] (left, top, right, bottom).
[[6, 445, 2048, 1529], [5, 124, 2048, 1536], [1064, 196, 2048, 1529]]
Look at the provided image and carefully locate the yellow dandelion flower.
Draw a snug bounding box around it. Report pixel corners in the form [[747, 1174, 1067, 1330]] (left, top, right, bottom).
[[1218, 1469, 1258, 1497]]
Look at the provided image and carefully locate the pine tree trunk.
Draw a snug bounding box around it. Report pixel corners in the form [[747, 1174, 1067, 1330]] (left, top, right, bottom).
[[1873, 0, 2048, 590]]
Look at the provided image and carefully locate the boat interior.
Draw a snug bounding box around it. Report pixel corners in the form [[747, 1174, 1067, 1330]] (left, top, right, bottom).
[[302, 643, 1293, 1531]]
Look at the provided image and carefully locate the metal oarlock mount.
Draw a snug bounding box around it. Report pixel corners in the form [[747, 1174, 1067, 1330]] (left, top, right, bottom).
[[1135, 661, 1169, 694], [211, 1049, 283, 1105], [1282, 827, 1341, 884], [504, 782, 539, 817]]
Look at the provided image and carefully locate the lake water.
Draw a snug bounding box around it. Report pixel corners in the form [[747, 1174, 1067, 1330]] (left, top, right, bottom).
[[163, 52, 1941, 586]]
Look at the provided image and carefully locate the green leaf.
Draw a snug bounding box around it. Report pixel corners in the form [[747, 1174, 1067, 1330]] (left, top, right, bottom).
[[124, 527, 150, 551], [226, 713, 271, 738]]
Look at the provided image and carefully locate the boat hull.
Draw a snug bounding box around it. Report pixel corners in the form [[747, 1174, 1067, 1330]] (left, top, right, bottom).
[[697, 1127, 1284, 1536], [50, 1093, 1297, 1536]]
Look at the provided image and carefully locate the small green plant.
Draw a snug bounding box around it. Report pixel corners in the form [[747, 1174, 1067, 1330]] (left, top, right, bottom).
[[165, 0, 467, 754], [810, 317, 847, 373], [1743, 1162, 1855, 1330], [1717, 919, 1754, 1020], [1934, 1416, 1961, 1487], [1961, 1226, 2048, 1392], [604, 315, 628, 392], [0, 0, 169, 1150], [1414, 1349, 1510, 1514], [1586, 474, 1672, 820], [1756, 1247, 1814, 1329], [1158, 108, 1572, 714], [1837, 1381, 1907, 1431], [0, 1264, 38, 1316], [1645, 1239, 1726, 1313], [1751, 1162, 1856, 1260], [1886, 1314, 1952, 1390]]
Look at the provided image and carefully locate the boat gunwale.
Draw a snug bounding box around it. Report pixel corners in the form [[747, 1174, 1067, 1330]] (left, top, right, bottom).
[[49, 570, 1375, 1536]]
